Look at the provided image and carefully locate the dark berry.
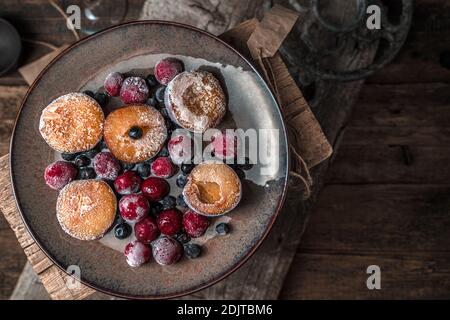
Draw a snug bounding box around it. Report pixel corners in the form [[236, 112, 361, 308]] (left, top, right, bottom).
[[120, 76, 149, 104], [152, 236, 183, 265], [61, 152, 79, 161], [84, 146, 100, 159], [119, 194, 149, 223], [146, 74, 158, 87], [150, 201, 164, 216], [122, 162, 135, 171], [136, 162, 151, 178], [44, 161, 78, 190], [157, 146, 169, 157], [175, 232, 191, 244], [181, 163, 195, 174], [141, 177, 170, 201], [155, 86, 166, 103], [78, 167, 96, 180], [176, 194, 187, 208], [114, 171, 142, 195], [114, 222, 131, 240], [216, 223, 230, 235], [157, 209, 182, 236], [104, 72, 124, 97], [234, 168, 245, 179], [83, 90, 95, 98], [184, 243, 202, 259], [176, 174, 188, 188], [93, 152, 121, 180], [74, 154, 91, 167], [151, 157, 175, 178], [161, 195, 176, 210], [239, 157, 253, 170], [128, 126, 143, 140], [124, 240, 151, 267], [134, 216, 160, 244], [94, 92, 108, 106], [154, 58, 184, 85], [146, 96, 158, 107], [183, 210, 210, 238]]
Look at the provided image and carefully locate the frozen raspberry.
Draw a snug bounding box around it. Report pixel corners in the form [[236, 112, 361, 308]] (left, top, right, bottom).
[[119, 194, 149, 223], [141, 177, 170, 201], [168, 132, 192, 165], [120, 76, 149, 104], [154, 58, 183, 85], [151, 157, 176, 178], [93, 152, 121, 180], [44, 161, 77, 190], [183, 210, 210, 238], [211, 130, 240, 160], [152, 236, 183, 265], [114, 171, 142, 195], [104, 72, 124, 96], [134, 216, 160, 244], [124, 240, 151, 267], [157, 209, 182, 236]]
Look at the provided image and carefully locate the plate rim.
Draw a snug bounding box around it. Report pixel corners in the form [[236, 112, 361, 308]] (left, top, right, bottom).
[[9, 20, 290, 299]]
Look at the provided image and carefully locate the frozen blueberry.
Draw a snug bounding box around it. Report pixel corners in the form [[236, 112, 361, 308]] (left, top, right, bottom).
[[238, 157, 253, 171], [74, 154, 91, 167], [94, 92, 108, 106], [122, 162, 135, 171], [84, 146, 100, 159], [176, 174, 188, 188], [136, 162, 151, 178], [176, 194, 187, 208], [114, 222, 132, 240], [216, 223, 230, 235], [162, 195, 177, 210], [146, 74, 158, 87], [181, 163, 195, 175], [78, 167, 96, 180], [175, 232, 191, 245], [150, 201, 164, 216], [61, 152, 79, 161], [184, 243, 202, 259], [158, 146, 169, 157], [155, 86, 166, 103], [128, 126, 143, 140], [146, 96, 158, 107], [83, 90, 95, 98]]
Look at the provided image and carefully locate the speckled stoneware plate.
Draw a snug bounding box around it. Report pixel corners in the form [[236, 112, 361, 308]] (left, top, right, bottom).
[[10, 21, 289, 299]]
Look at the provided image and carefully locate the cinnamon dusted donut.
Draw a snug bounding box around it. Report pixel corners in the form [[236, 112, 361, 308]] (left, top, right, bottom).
[[39, 92, 104, 153], [56, 180, 116, 241], [164, 71, 226, 133], [103, 105, 167, 163], [182, 161, 241, 216]]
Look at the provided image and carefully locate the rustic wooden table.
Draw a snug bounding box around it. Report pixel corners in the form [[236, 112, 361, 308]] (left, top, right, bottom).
[[1, 0, 450, 299]]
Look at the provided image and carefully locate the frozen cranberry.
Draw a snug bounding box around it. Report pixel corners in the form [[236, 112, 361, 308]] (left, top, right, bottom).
[[120, 76, 149, 104], [157, 209, 182, 236], [183, 210, 210, 238], [114, 171, 142, 195], [152, 236, 183, 265], [134, 216, 160, 244], [151, 157, 175, 178], [93, 152, 121, 180], [119, 194, 149, 223], [211, 130, 240, 160], [141, 177, 170, 201], [44, 161, 77, 190], [124, 240, 151, 267], [104, 72, 124, 96], [154, 58, 183, 85], [168, 132, 192, 165]]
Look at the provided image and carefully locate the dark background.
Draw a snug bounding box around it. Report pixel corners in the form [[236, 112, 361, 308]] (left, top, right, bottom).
[[1, 0, 450, 299]]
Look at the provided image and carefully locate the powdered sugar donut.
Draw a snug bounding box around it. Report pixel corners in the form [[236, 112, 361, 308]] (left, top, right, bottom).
[[164, 71, 226, 133], [103, 105, 167, 163], [39, 92, 104, 153]]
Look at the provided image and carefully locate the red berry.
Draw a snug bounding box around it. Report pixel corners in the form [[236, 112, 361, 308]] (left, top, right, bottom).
[[120, 76, 149, 104], [44, 161, 77, 190], [134, 216, 160, 244], [183, 210, 210, 238], [104, 72, 124, 96], [124, 240, 151, 267], [157, 209, 182, 236], [154, 58, 183, 85], [151, 157, 175, 178], [152, 236, 183, 265], [141, 177, 170, 201], [93, 152, 121, 180], [168, 132, 192, 165], [211, 130, 239, 160], [114, 171, 141, 195], [119, 194, 149, 223]]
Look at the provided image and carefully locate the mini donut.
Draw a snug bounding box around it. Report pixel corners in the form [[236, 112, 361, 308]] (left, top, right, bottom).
[[39, 92, 104, 153], [164, 71, 226, 133], [56, 180, 117, 241], [182, 161, 241, 216], [103, 105, 167, 163]]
